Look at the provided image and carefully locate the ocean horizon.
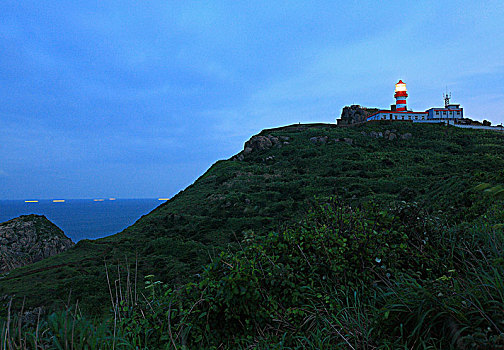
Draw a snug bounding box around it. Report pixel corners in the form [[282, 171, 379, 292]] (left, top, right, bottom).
[[0, 198, 163, 242]]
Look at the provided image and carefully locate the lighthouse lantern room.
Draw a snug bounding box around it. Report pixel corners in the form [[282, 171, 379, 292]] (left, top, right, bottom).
[[394, 80, 408, 111]]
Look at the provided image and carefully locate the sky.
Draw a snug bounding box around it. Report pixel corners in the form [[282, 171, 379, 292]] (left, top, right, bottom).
[[1, 1, 503, 200]]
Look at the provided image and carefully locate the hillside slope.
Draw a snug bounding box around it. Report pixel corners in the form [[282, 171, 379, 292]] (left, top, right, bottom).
[[1, 121, 504, 314]]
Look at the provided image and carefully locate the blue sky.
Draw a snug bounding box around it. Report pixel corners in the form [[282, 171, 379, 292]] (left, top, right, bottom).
[[1, 1, 503, 199]]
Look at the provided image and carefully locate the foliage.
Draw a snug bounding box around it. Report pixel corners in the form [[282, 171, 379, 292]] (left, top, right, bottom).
[[1, 122, 504, 348], [3, 198, 504, 348], [3, 122, 504, 314]]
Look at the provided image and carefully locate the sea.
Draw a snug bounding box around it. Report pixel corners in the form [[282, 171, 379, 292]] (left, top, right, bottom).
[[0, 199, 162, 242]]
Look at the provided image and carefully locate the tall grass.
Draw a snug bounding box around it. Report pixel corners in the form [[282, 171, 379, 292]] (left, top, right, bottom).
[[1, 259, 143, 350], [2, 200, 503, 349]]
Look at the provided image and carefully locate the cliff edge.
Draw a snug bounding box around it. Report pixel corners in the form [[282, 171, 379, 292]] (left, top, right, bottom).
[[0, 215, 74, 274]]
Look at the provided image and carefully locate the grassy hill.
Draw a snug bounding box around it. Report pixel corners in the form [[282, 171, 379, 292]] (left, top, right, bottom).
[[1, 121, 504, 347]]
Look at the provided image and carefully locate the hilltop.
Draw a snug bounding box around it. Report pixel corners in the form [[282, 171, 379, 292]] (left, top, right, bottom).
[[1, 121, 504, 348], [0, 122, 504, 313], [1, 121, 503, 313]]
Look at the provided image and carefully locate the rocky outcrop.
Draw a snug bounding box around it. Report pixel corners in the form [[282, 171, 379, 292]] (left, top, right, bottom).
[[333, 137, 354, 145], [243, 134, 280, 154], [337, 105, 379, 126], [361, 130, 413, 141], [310, 136, 328, 145], [234, 134, 284, 161], [0, 215, 74, 274]]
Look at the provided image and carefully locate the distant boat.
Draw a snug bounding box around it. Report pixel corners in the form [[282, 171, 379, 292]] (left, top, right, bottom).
[[24, 200, 39, 203], [93, 199, 105, 202], [53, 200, 65, 203], [158, 198, 170, 201]]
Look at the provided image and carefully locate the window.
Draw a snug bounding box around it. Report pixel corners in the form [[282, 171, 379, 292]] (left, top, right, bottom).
[[436, 111, 439, 115], [457, 111, 460, 115], [443, 111, 447, 115]]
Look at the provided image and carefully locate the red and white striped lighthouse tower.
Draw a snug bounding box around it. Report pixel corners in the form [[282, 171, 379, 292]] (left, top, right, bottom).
[[394, 80, 408, 111]]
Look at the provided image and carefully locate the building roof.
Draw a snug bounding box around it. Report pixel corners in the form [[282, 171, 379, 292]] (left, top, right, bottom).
[[426, 108, 463, 111], [376, 110, 427, 114]]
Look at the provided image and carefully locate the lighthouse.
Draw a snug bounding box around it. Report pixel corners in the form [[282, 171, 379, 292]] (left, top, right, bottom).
[[362, 80, 465, 124], [394, 80, 408, 111]]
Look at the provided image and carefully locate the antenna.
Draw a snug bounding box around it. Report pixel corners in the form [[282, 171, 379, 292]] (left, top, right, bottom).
[[443, 89, 451, 108]]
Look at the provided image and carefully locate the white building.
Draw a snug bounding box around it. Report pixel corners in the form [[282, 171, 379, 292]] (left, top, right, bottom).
[[366, 81, 464, 124]]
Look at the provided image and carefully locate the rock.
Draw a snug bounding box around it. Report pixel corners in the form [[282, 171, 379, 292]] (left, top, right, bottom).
[[0, 215, 74, 274], [368, 131, 383, 139], [234, 134, 283, 161], [337, 105, 379, 126], [361, 131, 367, 136], [310, 136, 328, 145], [388, 133, 397, 141], [401, 133, 412, 140], [242, 134, 281, 154], [343, 138, 354, 145], [247, 136, 272, 150], [279, 136, 290, 141], [283, 142, 290, 145], [267, 135, 280, 147], [384, 130, 391, 137]]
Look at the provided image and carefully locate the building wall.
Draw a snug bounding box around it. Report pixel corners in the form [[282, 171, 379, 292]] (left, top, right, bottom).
[[366, 105, 465, 123], [426, 108, 463, 119], [368, 112, 427, 121]]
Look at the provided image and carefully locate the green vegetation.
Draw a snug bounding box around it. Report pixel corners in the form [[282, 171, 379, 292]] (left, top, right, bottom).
[[1, 121, 504, 348]]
